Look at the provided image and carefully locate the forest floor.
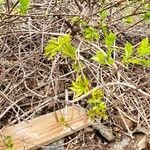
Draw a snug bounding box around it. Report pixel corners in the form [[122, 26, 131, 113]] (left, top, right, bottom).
[[0, 0, 150, 150]]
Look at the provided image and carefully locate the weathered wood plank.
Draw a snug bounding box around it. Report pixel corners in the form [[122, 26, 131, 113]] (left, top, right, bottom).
[[0, 106, 91, 150]]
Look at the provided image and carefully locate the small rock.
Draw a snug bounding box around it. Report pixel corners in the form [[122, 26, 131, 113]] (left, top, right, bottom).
[[110, 136, 134, 150], [109, 134, 149, 150], [92, 122, 115, 141]]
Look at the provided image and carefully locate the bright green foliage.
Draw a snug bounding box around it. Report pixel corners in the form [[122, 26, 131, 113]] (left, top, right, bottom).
[[0, 0, 4, 5], [70, 75, 89, 97], [143, 11, 150, 20], [106, 56, 114, 65], [122, 42, 133, 63], [83, 27, 100, 41], [105, 32, 116, 48], [106, 48, 115, 64], [44, 34, 76, 60], [99, 10, 108, 20], [123, 16, 134, 24], [44, 38, 60, 59], [58, 35, 76, 59], [87, 89, 107, 120], [137, 38, 150, 57], [101, 23, 108, 36], [91, 51, 106, 64], [19, 0, 30, 15], [126, 58, 150, 67], [104, 32, 116, 65], [143, 3, 150, 20], [127, 57, 143, 65], [88, 89, 104, 104], [143, 59, 150, 66], [122, 38, 150, 67], [91, 51, 114, 65], [124, 57, 150, 67], [3, 136, 13, 150]]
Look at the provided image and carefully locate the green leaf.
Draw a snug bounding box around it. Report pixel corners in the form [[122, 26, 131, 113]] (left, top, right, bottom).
[[61, 45, 76, 59], [107, 57, 115, 65], [92, 89, 104, 100], [98, 102, 106, 110], [122, 42, 133, 63], [83, 27, 100, 41], [99, 10, 108, 20], [87, 88, 106, 120], [44, 38, 60, 59], [126, 57, 150, 67], [128, 57, 143, 65], [70, 75, 89, 97], [87, 101, 107, 120], [143, 59, 150, 67], [88, 97, 101, 104], [88, 89, 104, 104], [19, 0, 30, 15], [58, 34, 71, 46], [4, 136, 13, 150], [92, 51, 114, 65], [142, 3, 150, 20], [44, 34, 76, 60], [105, 32, 116, 48], [106, 47, 114, 62], [143, 11, 150, 20], [58, 34, 76, 59], [144, 3, 150, 9], [137, 38, 150, 57], [0, 0, 4, 5], [123, 16, 134, 24], [101, 23, 108, 36], [91, 51, 106, 64]]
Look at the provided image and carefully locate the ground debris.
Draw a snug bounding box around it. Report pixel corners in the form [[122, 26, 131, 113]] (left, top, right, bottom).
[[92, 122, 115, 141]]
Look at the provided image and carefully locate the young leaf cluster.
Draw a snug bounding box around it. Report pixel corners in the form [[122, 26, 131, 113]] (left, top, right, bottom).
[[91, 51, 113, 65], [87, 89, 107, 120], [0, 0, 4, 6], [122, 38, 150, 67], [83, 27, 100, 41], [44, 34, 76, 60], [91, 33, 149, 67], [3, 136, 13, 150], [70, 75, 89, 97], [70, 75, 108, 120], [19, 0, 30, 15], [92, 32, 116, 65], [99, 9, 108, 21]]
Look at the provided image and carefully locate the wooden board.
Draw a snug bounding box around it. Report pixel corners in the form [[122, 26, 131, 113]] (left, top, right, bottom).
[[0, 106, 91, 150]]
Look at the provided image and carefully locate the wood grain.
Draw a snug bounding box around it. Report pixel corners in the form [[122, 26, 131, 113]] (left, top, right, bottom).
[[0, 106, 91, 150]]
